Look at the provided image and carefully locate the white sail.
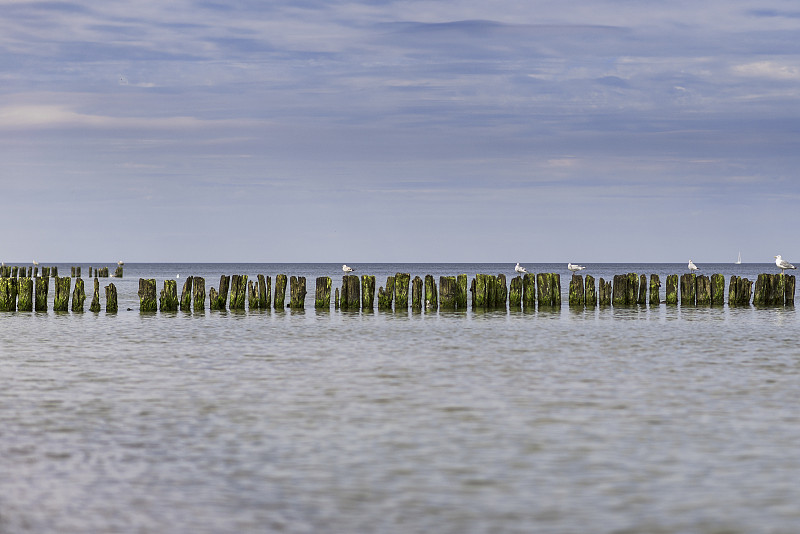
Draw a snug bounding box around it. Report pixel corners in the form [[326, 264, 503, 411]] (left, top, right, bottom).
[[735, 251, 742, 264]]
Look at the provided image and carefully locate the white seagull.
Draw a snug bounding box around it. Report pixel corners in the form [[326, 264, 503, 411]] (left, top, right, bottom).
[[342, 264, 355, 273], [688, 259, 699, 273], [567, 262, 586, 272], [32, 260, 39, 266], [775, 255, 796, 275], [515, 262, 527, 274], [118, 260, 124, 266]]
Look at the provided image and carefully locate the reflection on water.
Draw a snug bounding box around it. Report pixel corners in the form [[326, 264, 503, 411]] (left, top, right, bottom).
[[0, 263, 798, 533]]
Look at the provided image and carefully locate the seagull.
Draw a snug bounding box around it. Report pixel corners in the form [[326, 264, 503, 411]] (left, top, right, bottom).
[[118, 260, 124, 266], [342, 264, 355, 273], [775, 255, 796, 275], [688, 260, 699, 273], [515, 262, 527, 274], [176, 274, 180, 278], [32, 260, 39, 266], [567, 262, 586, 272]]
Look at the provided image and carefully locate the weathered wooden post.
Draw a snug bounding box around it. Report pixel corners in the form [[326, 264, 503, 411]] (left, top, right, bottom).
[[262, 275, 271, 309], [612, 275, 627, 306], [394, 273, 410, 311], [487, 275, 499, 309], [785, 275, 796, 306], [457, 274, 468, 309], [315, 276, 332, 309], [626, 273, 638, 305], [193, 276, 205, 311], [334, 288, 340, 309], [210, 275, 231, 310], [753, 274, 770, 306], [649, 275, 661, 305], [70, 267, 75, 278], [771, 274, 786, 306], [509, 275, 522, 308], [138, 278, 157, 312], [696, 275, 711, 305], [378, 276, 394, 310], [105, 283, 118, 313], [569, 274, 584, 307], [680, 274, 696, 306], [89, 278, 101, 312], [18, 278, 32, 312], [411, 276, 422, 311], [665, 275, 678, 305], [180, 276, 194, 311], [42, 267, 50, 278], [35, 276, 49, 312], [473, 274, 487, 309], [159, 279, 178, 311], [113, 265, 123, 278], [537, 273, 560, 307], [289, 276, 306, 309], [585, 275, 596, 307], [496, 274, 507, 310], [637, 274, 647, 305], [71, 278, 85, 312], [230, 274, 248, 309], [710, 274, 725, 306], [341, 275, 360, 310], [598, 278, 611, 306], [522, 273, 536, 310], [274, 274, 287, 309], [0, 278, 14, 311], [424, 274, 438, 311], [439, 276, 457, 310], [361, 275, 375, 310]]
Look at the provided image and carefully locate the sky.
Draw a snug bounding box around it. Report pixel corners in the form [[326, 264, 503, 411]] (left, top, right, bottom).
[[1, 0, 799, 263]]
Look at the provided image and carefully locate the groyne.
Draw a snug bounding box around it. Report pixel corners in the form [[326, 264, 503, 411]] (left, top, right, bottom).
[[0, 270, 794, 313]]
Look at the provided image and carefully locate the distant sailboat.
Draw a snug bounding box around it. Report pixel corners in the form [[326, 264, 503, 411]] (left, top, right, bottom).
[[735, 251, 742, 265]]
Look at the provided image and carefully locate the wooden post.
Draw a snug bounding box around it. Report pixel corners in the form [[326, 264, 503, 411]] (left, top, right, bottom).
[[626, 273, 638, 305], [473, 274, 487, 309], [315, 276, 332, 309], [378, 276, 394, 310], [680, 274, 696, 306], [457, 274, 468, 309], [289, 276, 306, 309], [159, 279, 179, 311], [496, 274, 507, 310], [439, 276, 457, 310], [262, 275, 271, 309], [394, 273, 410, 311], [785, 275, 796, 306], [90, 278, 101, 312], [274, 274, 287, 309], [665, 275, 678, 305], [753, 274, 769, 306], [230, 275, 248, 309], [696, 275, 711, 305], [341, 275, 360, 310], [772, 274, 785, 306], [569, 274, 584, 307], [0, 278, 13, 311], [424, 274, 438, 311], [193, 276, 205, 311], [411, 276, 422, 311], [105, 283, 118, 313], [138, 278, 157, 312], [522, 273, 536, 310], [35, 276, 49, 312], [537, 273, 560, 307], [710, 274, 725, 306], [180, 276, 194, 311], [612, 274, 627, 306], [598, 278, 611, 306], [113, 265, 123, 278], [649, 275, 661, 305], [247, 279, 258, 309], [70, 266, 75, 278], [637, 274, 647, 305], [335, 287, 340, 310], [585, 275, 596, 307], [361, 275, 376, 310], [18, 278, 32, 312], [509, 275, 522, 308], [71, 278, 85, 312]]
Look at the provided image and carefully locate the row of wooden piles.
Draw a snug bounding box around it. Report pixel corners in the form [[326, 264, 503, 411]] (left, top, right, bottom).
[[0, 276, 118, 312], [0, 265, 122, 278]]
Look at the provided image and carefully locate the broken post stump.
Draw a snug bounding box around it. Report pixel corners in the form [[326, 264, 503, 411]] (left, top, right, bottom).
[[18, 278, 33, 312], [180, 276, 194, 311], [105, 283, 118, 313], [412, 276, 423, 311], [612, 274, 627, 306], [193, 277, 206, 311], [361, 275, 375, 310], [680, 274, 696, 306], [649, 275, 661, 305], [138, 278, 157, 312], [585, 275, 597, 307], [71, 278, 85, 312], [522, 273, 536, 310], [378, 276, 394, 310], [710, 274, 724, 306], [696, 275, 711, 306], [665, 275, 678, 305], [90, 278, 101, 312], [395, 273, 410, 311], [509, 275, 522, 308], [159, 279, 179, 312], [425, 274, 438, 311], [274, 274, 287, 309], [230, 275, 248, 310], [35, 276, 49, 312], [569, 274, 584, 307], [341, 275, 360, 310], [315, 276, 332, 309], [598, 278, 612, 306], [439, 276, 458, 310], [537, 273, 560, 307], [289, 276, 306, 309]]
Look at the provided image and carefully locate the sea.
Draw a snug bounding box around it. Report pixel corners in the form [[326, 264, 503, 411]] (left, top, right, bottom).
[[1, 262, 798, 534]]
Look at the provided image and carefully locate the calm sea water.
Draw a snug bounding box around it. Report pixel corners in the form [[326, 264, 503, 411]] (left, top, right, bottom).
[[1, 263, 798, 534]]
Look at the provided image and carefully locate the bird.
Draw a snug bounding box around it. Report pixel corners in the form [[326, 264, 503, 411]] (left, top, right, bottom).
[[32, 260, 39, 266], [118, 260, 124, 266], [688, 260, 699, 273], [775, 255, 796, 275], [567, 263, 586, 272], [176, 274, 180, 278], [515, 262, 527, 274], [342, 264, 355, 273]]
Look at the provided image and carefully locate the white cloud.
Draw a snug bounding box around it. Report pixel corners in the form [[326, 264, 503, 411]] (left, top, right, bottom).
[[731, 60, 800, 80]]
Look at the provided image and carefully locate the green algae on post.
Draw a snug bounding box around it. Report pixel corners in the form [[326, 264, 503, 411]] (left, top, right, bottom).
[[138, 278, 157, 312], [680, 273, 696, 306], [274, 274, 287, 309], [159, 279, 179, 312], [424, 274, 438, 311], [394, 273, 410, 311], [230, 275, 248, 310], [649, 275, 661, 305], [18, 278, 33, 312], [105, 283, 118, 313], [585, 275, 597, 307], [361, 275, 375, 311], [289, 276, 306, 309], [180, 276, 194, 311], [35, 276, 49, 312], [411, 276, 422, 311], [665, 275, 678, 305], [193, 277, 206, 311], [71, 278, 86, 312], [569, 274, 584, 307], [315, 276, 332, 309], [90, 278, 101, 312], [509, 275, 522, 308]]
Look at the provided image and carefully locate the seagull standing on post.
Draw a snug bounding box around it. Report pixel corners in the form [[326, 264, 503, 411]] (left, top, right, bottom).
[[342, 264, 355, 273], [775, 255, 796, 275], [568, 262, 585, 272], [688, 260, 699, 273], [515, 263, 527, 274]]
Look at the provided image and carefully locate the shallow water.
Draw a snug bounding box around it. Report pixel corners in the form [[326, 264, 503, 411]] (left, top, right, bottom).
[[1, 263, 798, 533]]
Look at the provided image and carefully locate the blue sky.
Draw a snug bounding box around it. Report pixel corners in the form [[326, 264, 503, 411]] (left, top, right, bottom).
[[1, 0, 798, 263]]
